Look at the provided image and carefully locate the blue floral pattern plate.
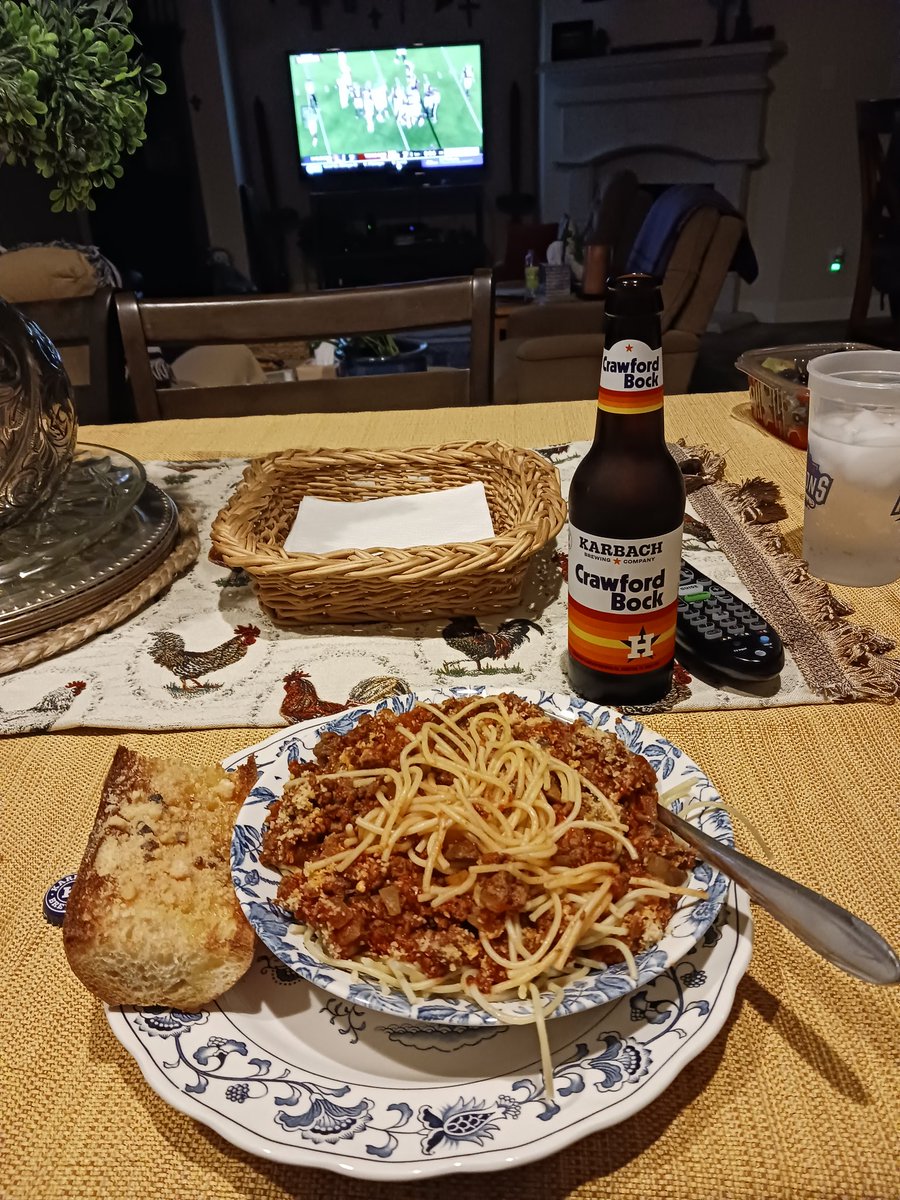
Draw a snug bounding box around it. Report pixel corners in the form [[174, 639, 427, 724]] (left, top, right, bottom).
[[104, 690, 751, 1178], [229, 689, 732, 1025], [105, 883, 751, 1177]]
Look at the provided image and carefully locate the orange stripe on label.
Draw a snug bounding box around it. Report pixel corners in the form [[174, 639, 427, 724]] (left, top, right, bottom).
[[569, 596, 678, 627], [569, 619, 675, 651], [568, 639, 675, 676], [568, 603, 676, 674], [597, 385, 664, 415]]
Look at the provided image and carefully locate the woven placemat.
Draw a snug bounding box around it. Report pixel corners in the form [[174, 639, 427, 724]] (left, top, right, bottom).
[[2, 706, 898, 1200], [0, 511, 199, 677]]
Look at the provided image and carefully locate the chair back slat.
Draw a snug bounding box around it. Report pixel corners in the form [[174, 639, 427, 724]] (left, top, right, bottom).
[[850, 97, 900, 343], [117, 270, 494, 419], [156, 369, 470, 419]]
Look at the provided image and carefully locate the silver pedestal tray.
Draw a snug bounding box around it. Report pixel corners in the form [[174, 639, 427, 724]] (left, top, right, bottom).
[[0, 483, 179, 645], [0, 443, 146, 587]]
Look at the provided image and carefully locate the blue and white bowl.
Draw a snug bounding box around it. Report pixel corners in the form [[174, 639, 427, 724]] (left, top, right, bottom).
[[230, 689, 731, 1027]]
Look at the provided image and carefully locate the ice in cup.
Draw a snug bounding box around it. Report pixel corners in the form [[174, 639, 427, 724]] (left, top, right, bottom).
[[803, 350, 900, 587]]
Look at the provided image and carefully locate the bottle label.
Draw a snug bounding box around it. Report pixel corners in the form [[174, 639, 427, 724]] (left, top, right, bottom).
[[568, 522, 683, 676], [598, 337, 663, 415]]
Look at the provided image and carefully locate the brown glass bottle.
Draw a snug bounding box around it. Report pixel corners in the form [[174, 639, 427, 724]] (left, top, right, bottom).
[[567, 274, 685, 705]]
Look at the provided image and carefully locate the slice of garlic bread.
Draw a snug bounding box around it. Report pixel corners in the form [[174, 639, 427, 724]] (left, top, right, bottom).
[[64, 747, 256, 1010]]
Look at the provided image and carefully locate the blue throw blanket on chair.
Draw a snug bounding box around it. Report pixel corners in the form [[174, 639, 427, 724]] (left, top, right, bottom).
[[626, 185, 759, 283]]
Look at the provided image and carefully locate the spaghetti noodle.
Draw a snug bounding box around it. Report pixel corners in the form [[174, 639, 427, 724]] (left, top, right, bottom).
[[262, 695, 703, 1087]]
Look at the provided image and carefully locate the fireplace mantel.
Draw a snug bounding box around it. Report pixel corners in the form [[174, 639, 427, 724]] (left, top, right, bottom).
[[538, 41, 782, 228], [539, 41, 779, 91]]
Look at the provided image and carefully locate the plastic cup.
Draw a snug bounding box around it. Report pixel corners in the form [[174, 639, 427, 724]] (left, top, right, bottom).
[[802, 350, 900, 586]]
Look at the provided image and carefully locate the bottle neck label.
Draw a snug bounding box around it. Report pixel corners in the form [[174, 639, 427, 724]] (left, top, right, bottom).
[[598, 337, 663, 414], [568, 521, 682, 676]]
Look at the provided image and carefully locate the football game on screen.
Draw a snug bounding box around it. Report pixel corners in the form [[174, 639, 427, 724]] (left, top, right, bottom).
[[289, 44, 484, 174]]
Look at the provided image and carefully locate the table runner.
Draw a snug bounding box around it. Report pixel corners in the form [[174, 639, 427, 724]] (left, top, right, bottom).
[[3, 400, 898, 1200], [1, 441, 897, 735]]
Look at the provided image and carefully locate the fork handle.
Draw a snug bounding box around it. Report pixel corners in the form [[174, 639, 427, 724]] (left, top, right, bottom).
[[658, 807, 900, 986]]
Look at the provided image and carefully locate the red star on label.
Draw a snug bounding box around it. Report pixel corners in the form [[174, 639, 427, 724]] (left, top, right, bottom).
[[625, 344, 633, 351], [613, 557, 621, 564]]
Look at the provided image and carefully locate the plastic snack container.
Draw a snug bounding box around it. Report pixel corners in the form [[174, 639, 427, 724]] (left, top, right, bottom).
[[736, 342, 875, 449]]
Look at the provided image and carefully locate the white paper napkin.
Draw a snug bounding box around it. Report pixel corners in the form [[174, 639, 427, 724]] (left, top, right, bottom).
[[283, 482, 495, 554]]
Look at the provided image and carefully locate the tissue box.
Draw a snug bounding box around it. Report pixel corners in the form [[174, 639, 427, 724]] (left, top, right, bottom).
[[210, 442, 566, 624], [540, 263, 572, 302], [736, 342, 874, 449]]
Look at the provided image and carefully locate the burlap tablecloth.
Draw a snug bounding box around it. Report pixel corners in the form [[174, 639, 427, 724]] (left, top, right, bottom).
[[2, 395, 898, 1200]]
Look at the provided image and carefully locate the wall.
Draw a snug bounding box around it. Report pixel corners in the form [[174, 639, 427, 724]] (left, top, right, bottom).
[[219, 0, 539, 286], [179, 0, 250, 276], [0, 164, 87, 248], [739, 0, 898, 321], [539, 0, 899, 322]]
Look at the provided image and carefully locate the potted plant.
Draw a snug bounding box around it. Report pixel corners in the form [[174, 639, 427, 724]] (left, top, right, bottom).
[[333, 333, 429, 378], [0, 0, 165, 211], [0, 1, 164, 529]]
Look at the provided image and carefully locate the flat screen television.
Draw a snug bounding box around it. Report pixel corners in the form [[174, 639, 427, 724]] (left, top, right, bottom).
[[288, 43, 484, 180]]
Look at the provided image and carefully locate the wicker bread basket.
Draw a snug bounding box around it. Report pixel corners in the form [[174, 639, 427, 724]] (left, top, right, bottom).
[[210, 442, 566, 624]]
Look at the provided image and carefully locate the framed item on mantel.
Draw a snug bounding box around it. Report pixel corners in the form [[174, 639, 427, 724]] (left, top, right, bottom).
[[551, 20, 593, 61]]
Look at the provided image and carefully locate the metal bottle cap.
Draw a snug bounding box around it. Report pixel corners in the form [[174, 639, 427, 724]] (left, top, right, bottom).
[[43, 873, 76, 926]]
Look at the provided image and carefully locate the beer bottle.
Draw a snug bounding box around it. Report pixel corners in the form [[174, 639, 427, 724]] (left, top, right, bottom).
[[567, 273, 685, 705]]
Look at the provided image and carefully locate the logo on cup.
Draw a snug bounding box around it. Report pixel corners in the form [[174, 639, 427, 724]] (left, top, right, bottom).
[[892, 495, 900, 522], [805, 456, 833, 510]]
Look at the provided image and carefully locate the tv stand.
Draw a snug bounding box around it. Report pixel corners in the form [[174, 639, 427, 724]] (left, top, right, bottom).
[[305, 182, 487, 288]]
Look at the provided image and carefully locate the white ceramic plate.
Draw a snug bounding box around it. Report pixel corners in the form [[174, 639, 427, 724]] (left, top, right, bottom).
[[105, 882, 750, 1178], [103, 688, 752, 1178], [230, 689, 732, 1024]]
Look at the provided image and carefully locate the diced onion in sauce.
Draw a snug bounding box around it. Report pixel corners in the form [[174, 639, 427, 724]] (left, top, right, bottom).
[[379, 884, 402, 916]]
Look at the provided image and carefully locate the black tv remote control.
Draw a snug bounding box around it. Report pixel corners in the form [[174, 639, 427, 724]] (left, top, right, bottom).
[[676, 562, 785, 681]]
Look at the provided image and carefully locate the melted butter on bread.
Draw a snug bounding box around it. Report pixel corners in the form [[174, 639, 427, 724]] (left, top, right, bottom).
[[63, 747, 257, 1010]]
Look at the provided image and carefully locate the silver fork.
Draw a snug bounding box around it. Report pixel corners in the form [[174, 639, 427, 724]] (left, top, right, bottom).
[[659, 806, 900, 986]]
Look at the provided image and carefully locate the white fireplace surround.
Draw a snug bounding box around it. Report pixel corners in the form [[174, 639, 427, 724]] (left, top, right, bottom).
[[539, 42, 781, 230]]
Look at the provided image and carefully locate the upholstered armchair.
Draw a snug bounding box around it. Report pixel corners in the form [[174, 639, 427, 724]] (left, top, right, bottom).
[[494, 208, 744, 402]]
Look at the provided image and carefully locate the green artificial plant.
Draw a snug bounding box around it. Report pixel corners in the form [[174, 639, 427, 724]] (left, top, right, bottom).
[[0, 0, 164, 211], [333, 334, 401, 360]]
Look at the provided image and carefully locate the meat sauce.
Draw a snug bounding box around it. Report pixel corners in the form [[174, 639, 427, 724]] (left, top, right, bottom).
[[261, 695, 694, 991]]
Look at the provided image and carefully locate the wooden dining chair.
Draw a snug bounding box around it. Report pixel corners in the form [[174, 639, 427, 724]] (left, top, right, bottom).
[[849, 98, 900, 347], [116, 270, 495, 420], [16, 288, 122, 423]]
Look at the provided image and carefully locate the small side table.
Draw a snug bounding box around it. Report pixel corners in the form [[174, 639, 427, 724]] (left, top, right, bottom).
[[493, 296, 532, 343]]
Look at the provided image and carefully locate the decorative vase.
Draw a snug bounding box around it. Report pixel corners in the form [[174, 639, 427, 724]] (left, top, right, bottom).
[[0, 299, 78, 531], [581, 244, 610, 299]]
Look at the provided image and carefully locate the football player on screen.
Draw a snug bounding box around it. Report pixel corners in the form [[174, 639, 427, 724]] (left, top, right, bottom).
[[423, 82, 441, 123], [303, 105, 318, 148], [362, 82, 375, 133], [336, 57, 352, 109]]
